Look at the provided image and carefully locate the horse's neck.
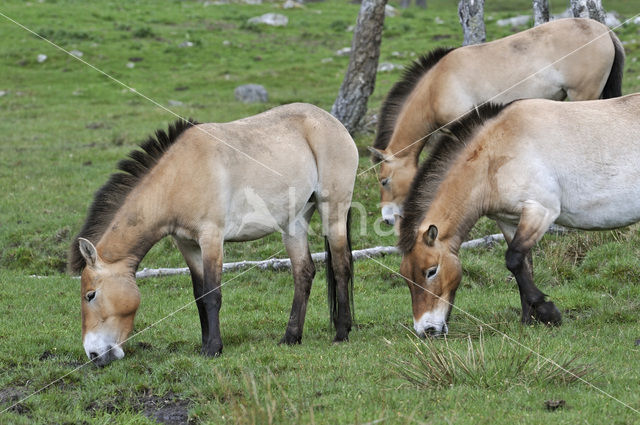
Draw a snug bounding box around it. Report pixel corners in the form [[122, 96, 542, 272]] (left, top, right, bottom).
[[387, 81, 435, 158], [427, 164, 488, 253], [96, 189, 168, 269]]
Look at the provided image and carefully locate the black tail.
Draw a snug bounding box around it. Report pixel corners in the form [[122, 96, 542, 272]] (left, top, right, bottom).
[[601, 30, 625, 99], [326, 208, 354, 329]]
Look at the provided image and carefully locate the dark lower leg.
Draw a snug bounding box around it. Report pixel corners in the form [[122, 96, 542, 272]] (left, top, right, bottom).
[[280, 256, 315, 345], [506, 248, 561, 325]]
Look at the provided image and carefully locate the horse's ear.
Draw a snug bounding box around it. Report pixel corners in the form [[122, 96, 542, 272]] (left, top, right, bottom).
[[423, 225, 438, 247], [368, 147, 390, 163], [78, 238, 98, 268]]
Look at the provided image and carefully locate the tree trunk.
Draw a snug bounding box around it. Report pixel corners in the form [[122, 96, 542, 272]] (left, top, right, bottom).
[[532, 0, 549, 26], [331, 0, 387, 134], [458, 0, 486, 46], [570, 0, 606, 24]]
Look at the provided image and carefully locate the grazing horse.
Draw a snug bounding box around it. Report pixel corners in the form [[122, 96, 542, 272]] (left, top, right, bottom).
[[69, 103, 358, 366], [398, 94, 640, 336], [370, 18, 625, 226]]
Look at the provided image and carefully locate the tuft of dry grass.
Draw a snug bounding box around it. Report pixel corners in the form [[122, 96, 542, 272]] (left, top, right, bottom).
[[391, 329, 592, 390]]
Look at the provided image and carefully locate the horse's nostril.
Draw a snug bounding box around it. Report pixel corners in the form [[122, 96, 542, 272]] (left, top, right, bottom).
[[89, 352, 99, 360]]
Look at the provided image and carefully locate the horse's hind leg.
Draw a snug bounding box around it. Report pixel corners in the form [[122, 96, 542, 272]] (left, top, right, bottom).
[[318, 202, 353, 342], [280, 208, 316, 345], [175, 235, 224, 357]]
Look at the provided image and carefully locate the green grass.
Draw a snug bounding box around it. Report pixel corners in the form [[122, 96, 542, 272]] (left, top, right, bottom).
[[2, 0, 640, 423]]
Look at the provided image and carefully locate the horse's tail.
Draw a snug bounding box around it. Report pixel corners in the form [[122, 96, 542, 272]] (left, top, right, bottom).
[[326, 208, 354, 329], [600, 30, 625, 99]]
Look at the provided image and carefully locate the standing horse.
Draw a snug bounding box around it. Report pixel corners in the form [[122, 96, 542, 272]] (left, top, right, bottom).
[[69, 103, 358, 366], [370, 18, 625, 226], [398, 94, 640, 336]]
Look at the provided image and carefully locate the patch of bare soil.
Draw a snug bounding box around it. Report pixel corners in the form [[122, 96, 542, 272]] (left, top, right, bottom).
[[0, 387, 29, 415]]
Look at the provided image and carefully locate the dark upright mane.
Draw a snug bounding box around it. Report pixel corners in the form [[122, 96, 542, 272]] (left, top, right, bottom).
[[372, 47, 456, 162], [68, 118, 198, 273], [397, 102, 513, 253]]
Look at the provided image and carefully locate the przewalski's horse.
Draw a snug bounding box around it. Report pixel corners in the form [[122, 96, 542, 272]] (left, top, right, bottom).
[[370, 18, 625, 226], [69, 103, 358, 366], [398, 94, 640, 336]]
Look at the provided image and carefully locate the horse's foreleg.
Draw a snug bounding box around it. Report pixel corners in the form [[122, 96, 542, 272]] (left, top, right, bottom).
[[498, 202, 562, 326], [178, 234, 224, 357], [280, 229, 315, 345]]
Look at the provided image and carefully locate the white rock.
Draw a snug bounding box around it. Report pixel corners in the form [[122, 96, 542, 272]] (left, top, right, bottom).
[[335, 47, 351, 56], [378, 62, 403, 72], [0, 90, 7, 97], [248, 13, 288, 27], [385, 4, 396, 17], [168, 100, 184, 107], [37, 54, 47, 63], [222, 40, 231, 46], [321, 57, 333, 63], [70, 50, 83, 58], [282, 0, 298, 9], [634, 16, 640, 25], [434, 16, 444, 25], [605, 12, 621, 28], [496, 15, 531, 27], [126, 62, 135, 68], [179, 41, 194, 48]]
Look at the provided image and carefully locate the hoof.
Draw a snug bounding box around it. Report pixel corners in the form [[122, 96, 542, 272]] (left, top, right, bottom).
[[533, 301, 562, 326], [333, 332, 350, 343], [279, 334, 302, 345], [202, 343, 223, 357]]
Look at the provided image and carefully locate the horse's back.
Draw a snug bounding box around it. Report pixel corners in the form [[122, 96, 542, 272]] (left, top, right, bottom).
[[487, 95, 640, 229], [433, 18, 615, 115]]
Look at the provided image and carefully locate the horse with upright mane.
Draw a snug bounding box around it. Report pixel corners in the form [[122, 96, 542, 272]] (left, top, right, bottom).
[[370, 18, 625, 226], [398, 94, 640, 336], [69, 103, 358, 366]]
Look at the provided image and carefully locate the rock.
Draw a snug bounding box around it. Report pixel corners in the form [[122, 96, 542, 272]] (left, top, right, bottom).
[[178, 41, 194, 48], [0, 90, 7, 97], [434, 16, 444, 25], [168, 100, 184, 107], [244, 0, 262, 3], [634, 16, 640, 25], [605, 11, 621, 28], [126, 62, 135, 68], [222, 40, 231, 46], [282, 0, 300, 9], [335, 47, 351, 56], [37, 54, 47, 63], [321, 57, 333, 63], [496, 15, 531, 27], [234, 84, 268, 103], [378, 62, 403, 72], [385, 4, 396, 17], [70, 50, 83, 58], [248, 13, 288, 27]]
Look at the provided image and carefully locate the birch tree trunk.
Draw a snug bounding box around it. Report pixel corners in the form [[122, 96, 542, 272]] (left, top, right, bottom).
[[532, 0, 550, 26], [458, 0, 486, 46], [331, 0, 387, 134], [570, 0, 606, 24]]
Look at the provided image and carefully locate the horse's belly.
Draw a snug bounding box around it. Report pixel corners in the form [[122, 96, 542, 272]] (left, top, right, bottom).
[[557, 196, 640, 230], [223, 183, 316, 241]]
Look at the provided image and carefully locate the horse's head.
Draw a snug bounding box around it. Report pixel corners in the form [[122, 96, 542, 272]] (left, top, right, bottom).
[[369, 147, 416, 226], [400, 224, 461, 336], [77, 238, 140, 367]]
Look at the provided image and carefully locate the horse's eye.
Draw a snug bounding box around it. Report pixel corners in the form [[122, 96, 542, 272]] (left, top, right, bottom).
[[381, 178, 390, 187], [85, 291, 96, 302], [426, 267, 438, 279]]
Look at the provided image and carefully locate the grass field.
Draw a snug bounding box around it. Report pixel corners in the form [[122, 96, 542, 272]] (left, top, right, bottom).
[[2, 0, 640, 423]]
